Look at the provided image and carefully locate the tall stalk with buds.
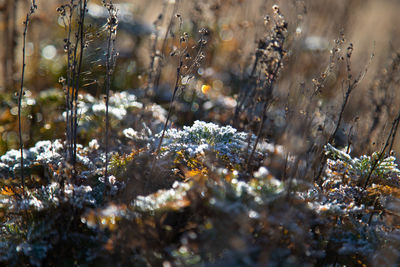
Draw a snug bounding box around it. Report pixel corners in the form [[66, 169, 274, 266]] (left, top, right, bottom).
[[57, 0, 88, 180]]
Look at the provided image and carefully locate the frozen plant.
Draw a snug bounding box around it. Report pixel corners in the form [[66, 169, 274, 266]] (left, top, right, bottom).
[[156, 120, 269, 164], [0, 139, 104, 179], [325, 143, 400, 183], [133, 181, 191, 212], [72, 91, 143, 122]]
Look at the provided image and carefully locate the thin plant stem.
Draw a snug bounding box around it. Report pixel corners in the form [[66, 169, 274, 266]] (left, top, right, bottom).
[[154, 61, 183, 158], [152, 1, 179, 93], [18, 1, 37, 195], [72, 0, 88, 174], [247, 62, 280, 171], [103, 0, 118, 183]]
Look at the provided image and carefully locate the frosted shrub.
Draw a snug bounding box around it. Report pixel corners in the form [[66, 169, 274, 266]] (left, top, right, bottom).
[[157, 120, 263, 164]]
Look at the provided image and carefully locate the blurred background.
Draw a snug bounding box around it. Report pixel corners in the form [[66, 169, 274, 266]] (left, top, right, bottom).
[[1, 0, 400, 156]]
